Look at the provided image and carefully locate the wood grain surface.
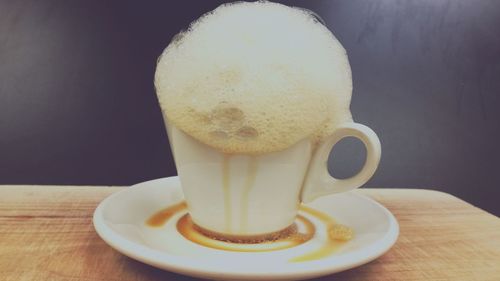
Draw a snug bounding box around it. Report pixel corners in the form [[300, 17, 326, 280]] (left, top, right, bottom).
[[0, 186, 499, 281]]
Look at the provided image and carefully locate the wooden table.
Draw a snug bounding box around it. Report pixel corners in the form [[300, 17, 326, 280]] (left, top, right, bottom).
[[1, 186, 499, 281]]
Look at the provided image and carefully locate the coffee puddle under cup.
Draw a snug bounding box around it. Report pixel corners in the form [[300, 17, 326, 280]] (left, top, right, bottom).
[[146, 202, 352, 262]]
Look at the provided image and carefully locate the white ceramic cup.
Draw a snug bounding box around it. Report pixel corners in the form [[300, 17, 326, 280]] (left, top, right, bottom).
[[166, 121, 381, 237]]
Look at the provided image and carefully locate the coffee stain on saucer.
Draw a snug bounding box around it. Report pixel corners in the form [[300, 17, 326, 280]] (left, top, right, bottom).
[[177, 214, 314, 252], [146, 201, 187, 227], [146, 201, 352, 262], [290, 205, 351, 262]]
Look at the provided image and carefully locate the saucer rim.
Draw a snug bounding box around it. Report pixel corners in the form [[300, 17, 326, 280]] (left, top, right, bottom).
[[93, 177, 399, 280]]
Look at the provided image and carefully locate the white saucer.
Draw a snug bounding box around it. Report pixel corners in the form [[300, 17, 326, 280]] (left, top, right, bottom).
[[93, 177, 398, 281]]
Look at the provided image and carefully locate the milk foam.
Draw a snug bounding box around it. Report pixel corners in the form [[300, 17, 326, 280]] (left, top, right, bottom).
[[155, 1, 353, 154]]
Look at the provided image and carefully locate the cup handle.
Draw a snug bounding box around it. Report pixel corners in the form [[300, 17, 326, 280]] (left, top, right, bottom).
[[300, 123, 381, 203]]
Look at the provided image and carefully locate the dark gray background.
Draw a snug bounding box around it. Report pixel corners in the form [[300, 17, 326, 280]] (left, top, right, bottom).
[[1, 0, 499, 215]]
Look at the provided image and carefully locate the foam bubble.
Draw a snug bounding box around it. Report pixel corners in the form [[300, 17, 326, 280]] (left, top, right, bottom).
[[155, 1, 353, 154]]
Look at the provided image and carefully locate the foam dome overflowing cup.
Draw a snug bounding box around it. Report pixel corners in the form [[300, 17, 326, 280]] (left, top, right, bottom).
[[154, 1, 381, 241]]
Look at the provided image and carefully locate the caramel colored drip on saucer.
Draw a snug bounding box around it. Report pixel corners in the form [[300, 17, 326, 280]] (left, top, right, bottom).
[[177, 214, 315, 252], [145, 201, 353, 261], [193, 220, 299, 244], [290, 205, 351, 262], [146, 201, 187, 227]]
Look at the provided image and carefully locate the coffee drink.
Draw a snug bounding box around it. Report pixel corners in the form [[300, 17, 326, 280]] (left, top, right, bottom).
[[154, 1, 381, 239]]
